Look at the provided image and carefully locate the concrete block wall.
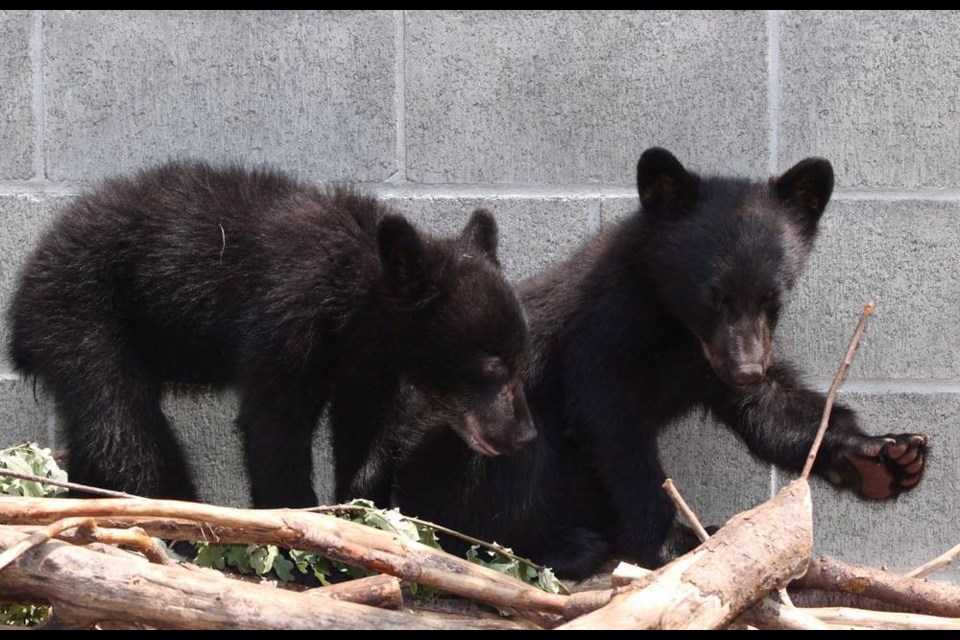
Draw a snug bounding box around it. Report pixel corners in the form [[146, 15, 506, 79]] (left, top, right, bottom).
[[1, 11, 956, 579]]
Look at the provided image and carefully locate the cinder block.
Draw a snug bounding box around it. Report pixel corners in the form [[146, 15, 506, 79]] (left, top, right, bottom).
[[44, 11, 397, 182], [406, 11, 768, 184], [0, 10, 34, 179], [0, 376, 49, 448], [780, 200, 960, 380], [780, 11, 960, 188], [777, 388, 960, 582], [599, 195, 638, 227], [0, 194, 70, 374], [160, 390, 247, 507], [381, 194, 595, 282], [660, 409, 773, 529]]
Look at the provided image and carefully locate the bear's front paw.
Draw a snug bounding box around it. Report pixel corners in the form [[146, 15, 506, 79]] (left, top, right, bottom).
[[827, 434, 928, 499]]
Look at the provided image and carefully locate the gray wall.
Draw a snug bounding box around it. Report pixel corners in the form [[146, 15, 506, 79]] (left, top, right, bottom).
[[1, 11, 957, 579]]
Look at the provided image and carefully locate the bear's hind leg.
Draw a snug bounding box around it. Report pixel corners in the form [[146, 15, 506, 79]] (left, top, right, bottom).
[[51, 346, 197, 500]]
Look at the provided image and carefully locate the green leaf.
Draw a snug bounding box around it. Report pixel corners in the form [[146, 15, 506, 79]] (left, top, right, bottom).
[[0, 443, 68, 498], [248, 545, 279, 576], [344, 498, 377, 509], [0, 604, 49, 627], [194, 544, 228, 571], [537, 567, 562, 595], [272, 554, 296, 582], [416, 527, 442, 550]]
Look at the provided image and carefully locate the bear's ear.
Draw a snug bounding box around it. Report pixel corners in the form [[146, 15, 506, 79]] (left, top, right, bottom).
[[636, 147, 699, 216], [378, 214, 427, 295], [460, 208, 499, 263], [773, 158, 834, 239]]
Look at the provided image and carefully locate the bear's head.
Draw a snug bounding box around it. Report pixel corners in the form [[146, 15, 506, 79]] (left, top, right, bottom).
[[635, 147, 834, 388], [377, 209, 535, 455]]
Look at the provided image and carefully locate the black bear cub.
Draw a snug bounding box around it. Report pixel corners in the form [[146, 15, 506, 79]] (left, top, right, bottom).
[[8, 162, 534, 507], [353, 148, 929, 579]]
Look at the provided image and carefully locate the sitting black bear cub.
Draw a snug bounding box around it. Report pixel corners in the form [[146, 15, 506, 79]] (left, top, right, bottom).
[[8, 162, 534, 506], [346, 148, 929, 579]]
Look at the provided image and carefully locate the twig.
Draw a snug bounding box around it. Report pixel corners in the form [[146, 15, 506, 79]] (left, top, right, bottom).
[[803, 607, 960, 631], [0, 517, 96, 571], [309, 503, 572, 595], [906, 541, 960, 579], [65, 525, 173, 566], [661, 479, 710, 543], [801, 301, 874, 479], [0, 469, 138, 498]]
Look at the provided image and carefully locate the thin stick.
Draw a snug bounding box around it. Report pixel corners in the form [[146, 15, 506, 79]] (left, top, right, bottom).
[[661, 478, 709, 542], [0, 469, 138, 498], [906, 542, 960, 579], [309, 503, 572, 595], [66, 525, 173, 566], [800, 301, 874, 480], [803, 607, 960, 631], [0, 517, 96, 571]]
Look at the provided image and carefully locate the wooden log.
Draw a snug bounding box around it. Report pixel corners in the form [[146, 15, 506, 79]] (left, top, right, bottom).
[[0, 497, 566, 616], [612, 561, 833, 630], [558, 479, 813, 630], [306, 575, 403, 610], [0, 527, 452, 630], [804, 607, 960, 630], [404, 594, 545, 630], [788, 587, 917, 613], [794, 556, 960, 618]]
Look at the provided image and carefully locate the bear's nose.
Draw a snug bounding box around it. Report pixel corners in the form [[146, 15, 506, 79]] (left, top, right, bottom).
[[730, 363, 764, 386], [510, 420, 538, 449]]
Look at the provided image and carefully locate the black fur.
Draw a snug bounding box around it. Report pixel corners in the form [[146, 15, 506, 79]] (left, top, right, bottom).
[[349, 148, 928, 579], [8, 161, 534, 507]]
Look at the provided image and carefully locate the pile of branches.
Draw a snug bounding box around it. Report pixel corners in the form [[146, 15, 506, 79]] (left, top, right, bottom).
[[0, 302, 957, 630]]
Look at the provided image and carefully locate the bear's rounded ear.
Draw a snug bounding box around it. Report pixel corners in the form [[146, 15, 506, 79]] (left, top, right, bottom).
[[460, 208, 499, 263], [636, 147, 699, 215], [377, 214, 426, 293], [773, 158, 834, 239]]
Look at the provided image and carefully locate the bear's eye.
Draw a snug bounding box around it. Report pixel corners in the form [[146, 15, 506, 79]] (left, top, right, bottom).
[[480, 357, 508, 383], [710, 285, 727, 308], [760, 290, 779, 307]]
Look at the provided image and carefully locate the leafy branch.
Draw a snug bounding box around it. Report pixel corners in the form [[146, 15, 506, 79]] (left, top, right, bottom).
[[310, 502, 570, 595]]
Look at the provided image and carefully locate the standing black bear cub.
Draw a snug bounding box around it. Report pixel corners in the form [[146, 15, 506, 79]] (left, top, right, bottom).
[[358, 148, 929, 579], [8, 162, 534, 506]]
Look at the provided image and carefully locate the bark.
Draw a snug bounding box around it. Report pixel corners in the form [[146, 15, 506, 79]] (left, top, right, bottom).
[[0, 497, 566, 617], [307, 574, 402, 609], [0, 526, 454, 630], [794, 556, 960, 618]]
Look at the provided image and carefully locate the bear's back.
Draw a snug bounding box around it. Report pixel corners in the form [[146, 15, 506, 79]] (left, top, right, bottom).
[[10, 162, 388, 384]]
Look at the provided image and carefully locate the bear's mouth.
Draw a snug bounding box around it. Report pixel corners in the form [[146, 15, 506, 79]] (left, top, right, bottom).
[[458, 413, 503, 457]]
